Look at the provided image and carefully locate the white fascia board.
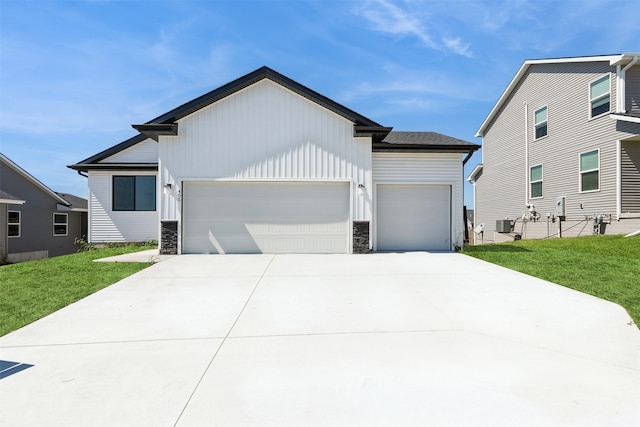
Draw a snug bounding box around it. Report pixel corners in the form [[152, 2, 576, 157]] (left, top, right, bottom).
[[610, 53, 640, 66], [0, 198, 25, 205], [475, 55, 623, 138], [466, 163, 483, 182], [610, 114, 640, 124], [0, 153, 70, 206]]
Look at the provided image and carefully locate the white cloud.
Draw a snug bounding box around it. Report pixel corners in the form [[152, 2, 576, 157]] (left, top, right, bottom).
[[357, 0, 472, 57]]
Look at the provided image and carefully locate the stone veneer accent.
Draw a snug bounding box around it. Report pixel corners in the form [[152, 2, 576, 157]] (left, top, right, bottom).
[[160, 220, 178, 255], [353, 221, 370, 254]]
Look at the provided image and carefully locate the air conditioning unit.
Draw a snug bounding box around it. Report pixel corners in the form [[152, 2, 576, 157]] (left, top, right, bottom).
[[496, 219, 512, 233]]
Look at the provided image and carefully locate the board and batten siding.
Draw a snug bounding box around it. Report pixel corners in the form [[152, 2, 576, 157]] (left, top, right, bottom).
[[476, 61, 640, 242], [159, 79, 372, 224], [101, 138, 158, 163], [87, 170, 158, 242], [372, 152, 464, 248], [621, 141, 640, 213]]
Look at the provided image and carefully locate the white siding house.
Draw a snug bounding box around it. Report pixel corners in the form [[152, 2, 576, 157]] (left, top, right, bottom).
[[70, 67, 478, 254]]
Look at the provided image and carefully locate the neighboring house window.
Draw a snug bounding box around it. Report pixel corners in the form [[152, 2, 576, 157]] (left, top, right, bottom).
[[113, 175, 156, 211], [589, 75, 610, 118], [580, 150, 600, 192], [530, 165, 543, 198], [53, 213, 68, 236], [8, 211, 20, 237], [534, 106, 548, 139]]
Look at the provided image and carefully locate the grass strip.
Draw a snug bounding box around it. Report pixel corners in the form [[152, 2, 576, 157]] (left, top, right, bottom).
[[0, 246, 154, 336], [463, 235, 640, 326]]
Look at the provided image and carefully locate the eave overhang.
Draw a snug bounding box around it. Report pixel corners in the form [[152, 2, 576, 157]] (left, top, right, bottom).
[[131, 123, 178, 141], [354, 126, 393, 142], [466, 163, 484, 183], [0, 198, 25, 205], [67, 163, 159, 172], [372, 142, 480, 153], [610, 113, 640, 124]]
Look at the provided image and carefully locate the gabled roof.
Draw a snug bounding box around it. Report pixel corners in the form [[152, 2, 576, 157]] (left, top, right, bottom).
[[70, 66, 394, 171], [1, 153, 71, 206], [144, 66, 386, 129], [68, 133, 158, 171], [475, 53, 640, 138]]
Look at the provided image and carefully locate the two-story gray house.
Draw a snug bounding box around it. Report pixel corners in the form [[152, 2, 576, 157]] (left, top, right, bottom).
[[0, 153, 88, 263], [469, 53, 640, 243]]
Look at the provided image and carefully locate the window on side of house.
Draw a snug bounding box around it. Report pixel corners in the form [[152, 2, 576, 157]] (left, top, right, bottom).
[[589, 74, 610, 118], [530, 164, 543, 198], [53, 213, 68, 236], [8, 210, 20, 237], [534, 106, 548, 139], [580, 149, 600, 192], [113, 175, 156, 211]]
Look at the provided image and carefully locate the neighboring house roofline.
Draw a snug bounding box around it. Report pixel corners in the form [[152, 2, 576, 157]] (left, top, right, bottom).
[[466, 163, 483, 183], [1, 152, 71, 207], [475, 53, 635, 138], [55, 192, 88, 212], [0, 190, 25, 205]]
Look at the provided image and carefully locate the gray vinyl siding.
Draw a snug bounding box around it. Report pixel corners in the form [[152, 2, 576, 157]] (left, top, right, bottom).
[[0, 204, 7, 262], [627, 64, 640, 113], [0, 163, 85, 257], [621, 141, 640, 213], [476, 61, 640, 241]]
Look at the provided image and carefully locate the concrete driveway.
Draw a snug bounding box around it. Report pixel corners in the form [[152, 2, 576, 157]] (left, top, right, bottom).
[[1, 253, 639, 426]]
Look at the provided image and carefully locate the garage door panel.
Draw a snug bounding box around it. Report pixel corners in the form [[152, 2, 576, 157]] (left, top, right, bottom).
[[183, 182, 349, 254], [376, 184, 451, 251]]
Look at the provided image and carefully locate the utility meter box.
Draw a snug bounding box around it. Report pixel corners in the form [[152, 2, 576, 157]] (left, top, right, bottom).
[[496, 219, 512, 233], [555, 196, 566, 218]]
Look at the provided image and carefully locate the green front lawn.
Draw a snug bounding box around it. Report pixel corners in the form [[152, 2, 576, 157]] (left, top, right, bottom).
[[463, 235, 640, 326], [0, 246, 154, 336]]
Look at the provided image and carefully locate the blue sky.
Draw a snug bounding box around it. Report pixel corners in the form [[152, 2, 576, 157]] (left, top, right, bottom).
[[1, 0, 638, 206]]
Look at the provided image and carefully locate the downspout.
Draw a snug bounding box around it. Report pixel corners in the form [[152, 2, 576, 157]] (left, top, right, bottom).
[[462, 150, 474, 165], [76, 170, 88, 178], [618, 55, 639, 113], [524, 102, 529, 207]]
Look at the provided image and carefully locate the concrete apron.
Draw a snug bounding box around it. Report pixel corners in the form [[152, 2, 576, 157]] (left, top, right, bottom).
[[1, 253, 638, 426]]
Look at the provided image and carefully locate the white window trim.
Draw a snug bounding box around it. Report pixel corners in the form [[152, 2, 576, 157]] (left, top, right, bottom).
[[579, 149, 600, 193], [533, 105, 548, 140], [530, 164, 543, 199], [588, 74, 611, 120], [53, 213, 68, 237], [8, 210, 21, 238]]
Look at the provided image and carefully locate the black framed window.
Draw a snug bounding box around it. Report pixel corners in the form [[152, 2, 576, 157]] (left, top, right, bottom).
[[8, 211, 20, 237], [113, 176, 156, 211], [53, 213, 68, 236], [534, 106, 547, 139], [589, 75, 610, 119]]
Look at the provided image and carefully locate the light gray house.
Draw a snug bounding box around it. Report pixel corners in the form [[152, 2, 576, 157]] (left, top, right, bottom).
[[69, 66, 479, 254], [0, 153, 88, 263], [469, 53, 640, 243]]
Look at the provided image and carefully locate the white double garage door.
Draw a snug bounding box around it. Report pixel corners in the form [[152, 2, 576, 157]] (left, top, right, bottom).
[[182, 182, 451, 254]]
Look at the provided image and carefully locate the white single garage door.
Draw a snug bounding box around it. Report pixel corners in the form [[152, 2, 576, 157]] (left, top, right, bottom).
[[182, 181, 350, 254], [376, 184, 451, 251]]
